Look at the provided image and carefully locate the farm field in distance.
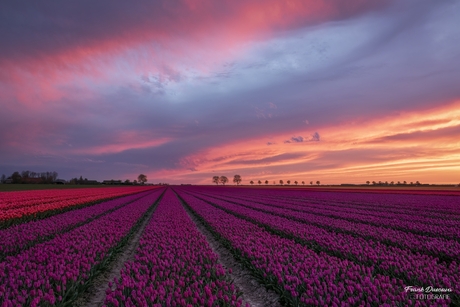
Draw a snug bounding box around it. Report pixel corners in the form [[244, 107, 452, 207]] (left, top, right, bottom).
[[0, 185, 458, 306]]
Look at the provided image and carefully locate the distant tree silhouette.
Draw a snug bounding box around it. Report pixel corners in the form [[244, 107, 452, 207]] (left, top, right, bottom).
[[416, 181, 421, 186], [286, 180, 291, 185], [11, 172, 22, 183], [302, 181, 305, 185], [250, 180, 254, 185], [138, 174, 147, 184], [233, 174, 242, 185], [372, 181, 376, 185], [220, 176, 229, 185], [316, 180, 320, 186], [310, 181, 313, 186], [294, 181, 298, 185], [265, 180, 269, 185], [21, 171, 30, 180], [390, 181, 394, 185], [213, 176, 220, 185], [279, 180, 284, 185], [366, 181, 370, 185], [403, 181, 407, 185], [258, 180, 262, 185]]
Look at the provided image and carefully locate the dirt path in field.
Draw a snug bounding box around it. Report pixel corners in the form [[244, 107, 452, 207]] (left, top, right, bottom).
[[175, 192, 282, 307], [74, 193, 164, 307]]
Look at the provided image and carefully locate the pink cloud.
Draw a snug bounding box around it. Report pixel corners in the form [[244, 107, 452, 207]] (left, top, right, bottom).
[[1, 0, 390, 106]]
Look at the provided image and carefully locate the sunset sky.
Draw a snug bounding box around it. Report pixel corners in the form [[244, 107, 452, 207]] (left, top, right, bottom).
[[1, 0, 459, 184]]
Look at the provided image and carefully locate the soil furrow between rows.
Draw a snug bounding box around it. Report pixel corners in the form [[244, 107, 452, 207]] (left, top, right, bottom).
[[173, 188, 282, 307]]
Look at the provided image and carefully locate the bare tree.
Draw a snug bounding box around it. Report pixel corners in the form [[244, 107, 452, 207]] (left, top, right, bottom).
[[233, 174, 242, 185], [219, 176, 229, 185], [52, 171, 58, 182], [137, 174, 147, 184], [213, 176, 220, 185], [21, 170, 30, 179]]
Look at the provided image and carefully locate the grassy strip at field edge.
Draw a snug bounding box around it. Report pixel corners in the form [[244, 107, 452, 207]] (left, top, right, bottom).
[[0, 184, 142, 192]]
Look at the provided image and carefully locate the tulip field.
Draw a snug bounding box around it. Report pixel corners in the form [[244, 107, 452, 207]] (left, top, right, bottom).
[[0, 186, 155, 228], [1, 185, 459, 306]]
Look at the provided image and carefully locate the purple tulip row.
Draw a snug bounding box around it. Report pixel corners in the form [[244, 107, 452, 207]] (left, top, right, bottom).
[[103, 189, 245, 307], [256, 189, 460, 216], [175, 189, 446, 307], [222, 187, 460, 221], [0, 189, 159, 258], [0, 189, 163, 307], [197, 188, 460, 240], [207, 188, 460, 227], [186, 191, 459, 302], [264, 197, 460, 239], [196, 190, 460, 262]]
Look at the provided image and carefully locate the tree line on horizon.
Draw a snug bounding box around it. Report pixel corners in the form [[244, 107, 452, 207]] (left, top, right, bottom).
[[212, 175, 320, 186], [211, 176, 460, 187], [1, 171, 58, 184], [0, 171, 149, 185], [66, 174, 150, 185], [365, 180, 423, 186]]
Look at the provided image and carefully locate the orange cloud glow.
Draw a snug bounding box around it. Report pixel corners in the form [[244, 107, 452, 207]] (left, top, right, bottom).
[[162, 101, 460, 184]]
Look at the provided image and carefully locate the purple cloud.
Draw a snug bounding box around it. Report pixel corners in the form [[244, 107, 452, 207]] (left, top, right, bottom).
[[284, 133, 320, 143]]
